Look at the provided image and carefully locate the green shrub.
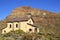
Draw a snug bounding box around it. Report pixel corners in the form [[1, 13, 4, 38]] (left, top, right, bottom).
[[14, 30, 25, 35]]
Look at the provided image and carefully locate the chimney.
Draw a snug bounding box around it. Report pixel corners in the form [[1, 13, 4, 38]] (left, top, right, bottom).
[[27, 13, 32, 18]]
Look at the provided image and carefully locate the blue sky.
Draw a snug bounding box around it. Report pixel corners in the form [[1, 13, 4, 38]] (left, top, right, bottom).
[[0, 0, 60, 20]]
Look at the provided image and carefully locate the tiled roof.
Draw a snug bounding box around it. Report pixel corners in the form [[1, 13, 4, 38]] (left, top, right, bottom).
[[27, 23, 38, 28], [7, 17, 30, 22]]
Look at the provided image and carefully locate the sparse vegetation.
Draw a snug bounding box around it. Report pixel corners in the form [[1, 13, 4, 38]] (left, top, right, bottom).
[[13, 30, 25, 36], [0, 6, 60, 40]]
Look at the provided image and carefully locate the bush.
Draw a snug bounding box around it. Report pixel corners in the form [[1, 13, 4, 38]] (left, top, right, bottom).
[[13, 30, 25, 36]]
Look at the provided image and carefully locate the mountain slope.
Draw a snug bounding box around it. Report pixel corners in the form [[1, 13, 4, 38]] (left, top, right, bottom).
[[0, 6, 60, 37]]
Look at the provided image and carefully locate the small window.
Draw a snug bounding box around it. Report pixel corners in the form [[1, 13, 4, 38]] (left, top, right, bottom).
[[4, 30, 6, 32], [29, 29, 32, 31], [35, 28, 37, 30], [10, 24, 12, 28], [35, 28, 37, 32], [29, 21, 31, 23], [16, 24, 18, 28]]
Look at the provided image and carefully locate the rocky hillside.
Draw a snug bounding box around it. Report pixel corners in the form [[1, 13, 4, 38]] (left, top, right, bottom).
[[0, 6, 60, 38], [6, 6, 60, 19]]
